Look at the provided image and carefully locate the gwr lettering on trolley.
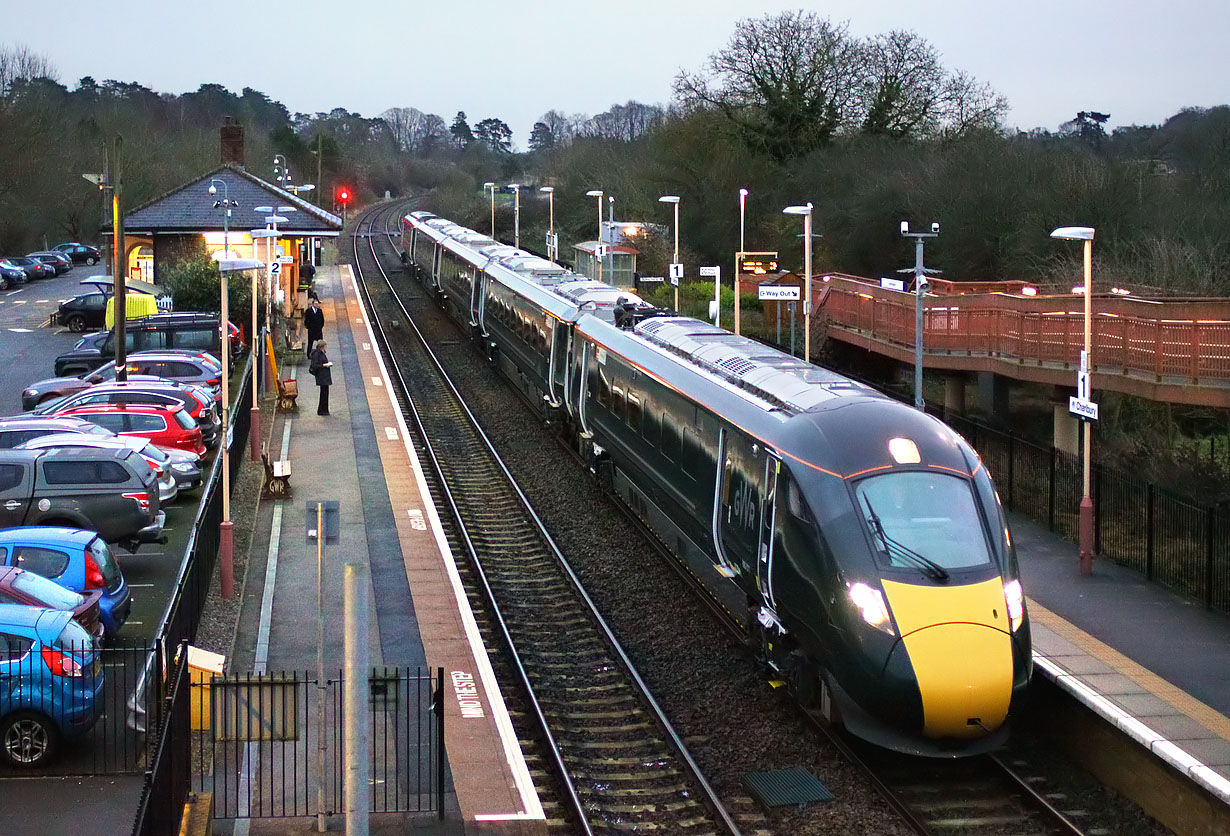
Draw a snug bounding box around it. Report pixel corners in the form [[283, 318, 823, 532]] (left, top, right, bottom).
[[450, 670, 484, 718]]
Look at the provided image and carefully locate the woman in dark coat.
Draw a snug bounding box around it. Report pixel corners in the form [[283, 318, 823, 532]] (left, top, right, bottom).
[[309, 340, 332, 416]]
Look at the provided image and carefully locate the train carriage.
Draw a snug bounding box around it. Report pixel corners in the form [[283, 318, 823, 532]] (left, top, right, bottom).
[[400, 211, 1032, 756]]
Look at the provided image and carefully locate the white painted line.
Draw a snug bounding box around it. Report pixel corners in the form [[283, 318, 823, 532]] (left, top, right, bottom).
[[127, 583, 156, 588], [254, 503, 284, 674], [8, 328, 32, 332], [5, 290, 20, 296], [371, 376, 382, 387], [362, 342, 371, 351], [126, 621, 143, 626], [354, 317, 364, 323], [407, 509, 426, 530], [384, 427, 398, 440], [280, 416, 293, 461], [344, 264, 544, 820], [11, 300, 26, 305], [35, 299, 48, 303]]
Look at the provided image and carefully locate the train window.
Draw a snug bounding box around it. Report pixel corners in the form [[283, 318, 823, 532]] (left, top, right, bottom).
[[627, 393, 641, 431], [612, 386, 625, 421], [787, 478, 816, 527], [642, 404, 659, 445], [595, 370, 611, 406], [854, 472, 992, 570], [662, 416, 680, 461], [683, 429, 704, 481]]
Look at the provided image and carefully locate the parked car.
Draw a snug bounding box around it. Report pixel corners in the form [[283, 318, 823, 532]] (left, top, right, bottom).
[[51, 243, 101, 265], [53, 313, 239, 376], [26, 252, 72, 275], [0, 603, 103, 766], [0, 417, 114, 450], [0, 447, 164, 550], [24, 351, 222, 411], [17, 434, 179, 503], [0, 263, 24, 290], [0, 256, 53, 281], [35, 380, 219, 447], [54, 292, 108, 333], [54, 402, 206, 457], [0, 528, 131, 637], [0, 566, 104, 641]]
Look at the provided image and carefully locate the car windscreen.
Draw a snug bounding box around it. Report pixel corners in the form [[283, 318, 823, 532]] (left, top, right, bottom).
[[12, 571, 84, 610], [854, 471, 992, 571], [89, 538, 121, 592]]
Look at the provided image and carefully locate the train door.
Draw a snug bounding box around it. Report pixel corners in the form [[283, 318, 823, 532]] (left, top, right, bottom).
[[431, 245, 442, 291], [711, 429, 741, 578], [757, 452, 781, 608], [548, 318, 569, 409], [474, 272, 487, 333], [576, 340, 593, 438]]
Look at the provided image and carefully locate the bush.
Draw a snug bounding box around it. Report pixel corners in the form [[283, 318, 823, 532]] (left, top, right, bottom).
[[160, 253, 266, 330]]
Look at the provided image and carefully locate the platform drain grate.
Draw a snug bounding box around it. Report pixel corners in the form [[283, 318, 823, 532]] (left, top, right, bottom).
[[743, 766, 834, 808]]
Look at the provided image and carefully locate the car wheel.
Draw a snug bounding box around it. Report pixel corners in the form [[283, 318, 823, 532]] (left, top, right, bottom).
[[86, 256, 98, 265], [64, 314, 87, 333], [1, 711, 59, 767], [0, 276, 7, 290]]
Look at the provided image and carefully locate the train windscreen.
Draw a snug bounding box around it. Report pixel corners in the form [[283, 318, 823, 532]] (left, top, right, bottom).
[[855, 472, 992, 573]]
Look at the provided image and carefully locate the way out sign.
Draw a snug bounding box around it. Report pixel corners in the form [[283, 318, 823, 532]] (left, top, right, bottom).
[[759, 285, 800, 301]]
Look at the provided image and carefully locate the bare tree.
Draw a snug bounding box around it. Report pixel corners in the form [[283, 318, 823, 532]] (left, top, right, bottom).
[[674, 11, 861, 161], [0, 43, 57, 97], [858, 30, 946, 138], [577, 101, 666, 141], [938, 70, 1008, 139]]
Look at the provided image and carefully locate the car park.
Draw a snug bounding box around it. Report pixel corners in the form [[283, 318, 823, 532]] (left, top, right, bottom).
[[26, 252, 72, 275], [0, 256, 53, 281], [0, 603, 104, 767], [0, 566, 104, 642], [24, 352, 222, 411], [0, 447, 165, 550], [53, 313, 239, 376], [54, 292, 108, 333], [51, 243, 101, 265], [35, 380, 219, 447], [54, 402, 206, 457], [0, 417, 114, 449], [0, 528, 131, 637], [17, 434, 179, 504]]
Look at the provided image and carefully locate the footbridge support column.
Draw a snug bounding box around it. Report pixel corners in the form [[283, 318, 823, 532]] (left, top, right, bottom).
[[974, 372, 1010, 421], [943, 375, 966, 419], [1053, 396, 1080, 457]]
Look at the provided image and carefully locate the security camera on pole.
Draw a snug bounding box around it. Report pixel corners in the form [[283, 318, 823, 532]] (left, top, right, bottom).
[[899, 221, 941, 410]]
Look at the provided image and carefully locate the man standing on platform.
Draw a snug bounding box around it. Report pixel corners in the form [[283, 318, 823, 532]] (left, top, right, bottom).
[[309, 340, 332, 416], [304, 297, 325, 353]]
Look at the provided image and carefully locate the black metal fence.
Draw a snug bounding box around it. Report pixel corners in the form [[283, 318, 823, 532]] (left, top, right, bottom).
[[202, 667, 444, 820], [131, 644, 190, 836], [943, 412, 1230, 614]]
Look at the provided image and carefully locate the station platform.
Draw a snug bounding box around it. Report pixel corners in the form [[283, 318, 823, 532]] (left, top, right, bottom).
[[227, 264, 544, 834], [1014, 514, 1230, 815], [230, 262, 1229, 834]]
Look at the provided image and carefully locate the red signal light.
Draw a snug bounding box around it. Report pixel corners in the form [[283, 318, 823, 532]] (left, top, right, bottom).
[[337, 187, 352, 205]]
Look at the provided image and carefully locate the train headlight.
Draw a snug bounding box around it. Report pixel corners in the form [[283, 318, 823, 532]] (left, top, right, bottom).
[[848, 582, 896, 636], [1004, 579, 1025, 631]]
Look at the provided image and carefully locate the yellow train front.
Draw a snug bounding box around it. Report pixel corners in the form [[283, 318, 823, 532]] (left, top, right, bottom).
[[765, 400, 1032, 757]]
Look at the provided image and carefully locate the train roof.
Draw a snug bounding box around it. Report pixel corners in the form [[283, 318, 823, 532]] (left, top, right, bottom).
[[632, 317, 871, 414]]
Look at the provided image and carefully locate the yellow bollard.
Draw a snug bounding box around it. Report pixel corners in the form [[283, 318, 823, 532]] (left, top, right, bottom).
[[187, 646, 225, 732]]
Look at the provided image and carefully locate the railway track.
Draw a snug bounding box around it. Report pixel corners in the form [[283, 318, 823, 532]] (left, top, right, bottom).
[[347, 202, 748, 835], [340, 201, 1155, 836]]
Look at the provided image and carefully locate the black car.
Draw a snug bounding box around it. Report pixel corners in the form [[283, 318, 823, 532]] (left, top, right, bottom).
[[54, 313, 238, 376], [52, 243, 102, 265], [0, 264, 23, 290], [56, 292, 108, 333]]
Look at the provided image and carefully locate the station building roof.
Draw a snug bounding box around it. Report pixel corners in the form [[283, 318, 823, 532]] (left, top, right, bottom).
[[111, 164, 342, 236]]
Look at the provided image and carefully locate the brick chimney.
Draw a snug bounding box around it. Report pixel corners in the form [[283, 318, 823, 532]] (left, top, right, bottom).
[[220, 116, 245, 168]]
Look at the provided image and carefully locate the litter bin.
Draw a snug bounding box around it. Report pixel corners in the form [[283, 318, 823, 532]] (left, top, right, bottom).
[[188, 645, 225, 732]]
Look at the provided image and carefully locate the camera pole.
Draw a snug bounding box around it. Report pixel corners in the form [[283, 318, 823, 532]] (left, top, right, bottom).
[[900, 222, 939, 411]]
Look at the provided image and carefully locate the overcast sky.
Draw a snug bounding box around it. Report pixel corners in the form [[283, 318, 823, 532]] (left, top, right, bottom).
[[10, 0, 1228, 146]]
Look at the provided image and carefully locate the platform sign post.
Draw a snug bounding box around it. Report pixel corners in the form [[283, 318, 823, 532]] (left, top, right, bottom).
[[669, 263, 683, 312], [700, 266, 720, 327], [759, 284, 799, 346], [307, 500, 339, 833]]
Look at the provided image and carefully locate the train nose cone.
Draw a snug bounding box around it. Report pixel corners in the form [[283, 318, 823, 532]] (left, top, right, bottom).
[[882, 578, 1015, 739]]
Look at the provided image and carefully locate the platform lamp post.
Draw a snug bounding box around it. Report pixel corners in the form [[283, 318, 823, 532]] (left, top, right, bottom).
[[783, 203, 813, 364], [507, 183, 521, 248], [273, 154, 289, 187], [659, 195, 680, 312], [484, 182, 496, 240], [735, 188, 748, 334], [539, 186, 555, 261], [586, 190, 603, 282], [1052, 225, 1097, 576], [900, 221, 940, 411]]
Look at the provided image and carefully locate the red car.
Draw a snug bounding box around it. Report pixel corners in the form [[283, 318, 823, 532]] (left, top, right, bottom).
[[0, 565, 105, 641], [55, 402, 206, 456]]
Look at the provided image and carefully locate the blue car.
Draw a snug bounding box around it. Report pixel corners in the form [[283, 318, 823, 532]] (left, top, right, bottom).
[[0, 528, 131, 637], [0, 603, 104, 766]]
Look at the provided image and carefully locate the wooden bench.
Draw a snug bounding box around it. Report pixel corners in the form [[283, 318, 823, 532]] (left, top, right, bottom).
[[283, 330, 305, 365], [275, 376, 298, 412], [261, 446, 292, 498]]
